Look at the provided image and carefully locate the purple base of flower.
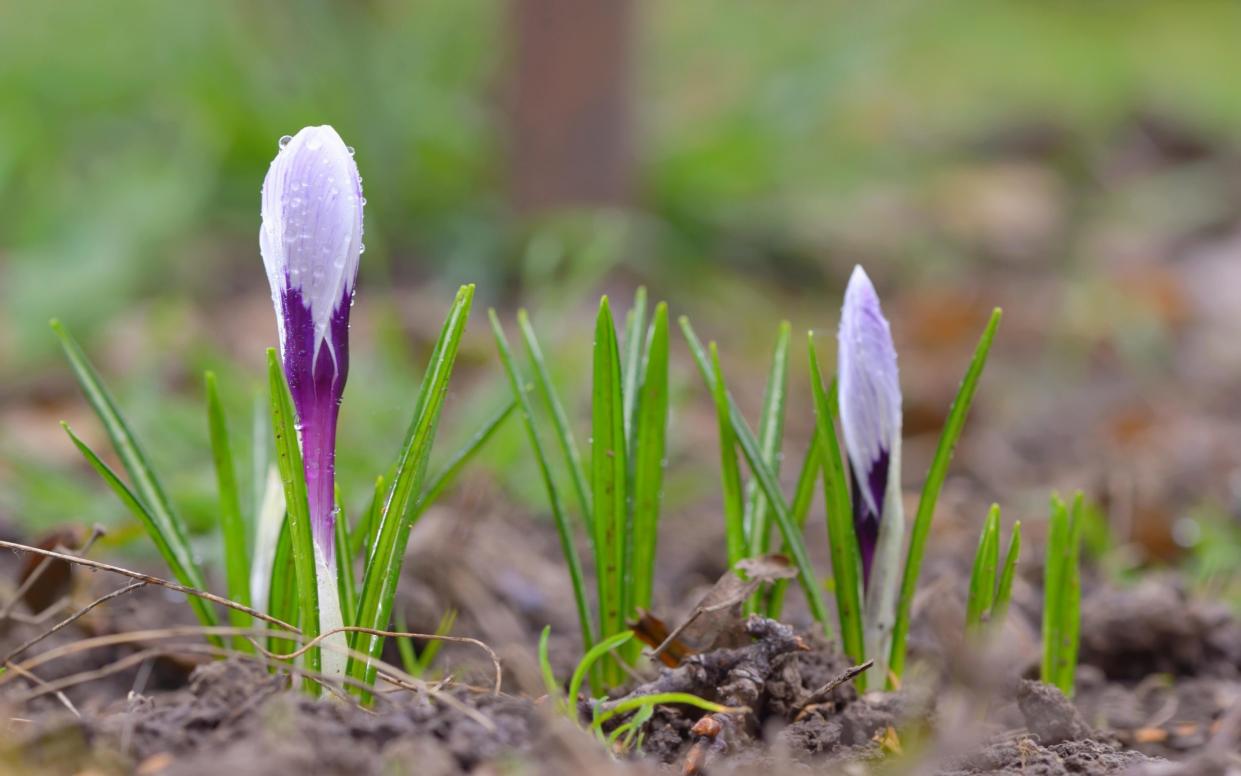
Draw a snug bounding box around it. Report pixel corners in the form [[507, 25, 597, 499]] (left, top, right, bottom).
[[278, 282, 351, 563], [852, 448, 889, 589]]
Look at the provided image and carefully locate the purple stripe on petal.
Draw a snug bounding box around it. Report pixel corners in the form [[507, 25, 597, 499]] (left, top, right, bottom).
[[851, 448, 889, 586], [260, 125, 363, 561], [280, 284, 353, 562], [838, 265, 901, 589]]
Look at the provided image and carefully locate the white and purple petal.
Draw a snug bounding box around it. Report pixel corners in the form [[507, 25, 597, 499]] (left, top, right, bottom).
[[838, 265, 902, 585], [260, 125, 363, 561]]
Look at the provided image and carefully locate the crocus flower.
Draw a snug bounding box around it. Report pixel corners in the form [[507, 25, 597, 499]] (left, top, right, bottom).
[[837, 265, 902, 588], [260, 125, 363, 671]]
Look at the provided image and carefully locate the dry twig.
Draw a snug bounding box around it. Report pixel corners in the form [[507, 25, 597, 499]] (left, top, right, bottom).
[[0, 538, 297, 633]]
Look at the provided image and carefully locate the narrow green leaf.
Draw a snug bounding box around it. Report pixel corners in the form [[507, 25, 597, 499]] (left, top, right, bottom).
[[393, 609, 419, 676], [349, 475, 386, 561], [965, 504, 1001, 632], [489, 309, 596, 660], [679, 317, 832, 637], [993, 521, 1022, 626], [537, 625, 562, 706], [808, 337, 865, 671], [334, 488, 356, 628], [252, 393, 269, 525], [518, 309, 592, 529], [591, 691, 735, 730], [568, 630, 633, 705], [709, 343, 747, 567], [414, 608, 458, 676], [888, 308, 1002, 687], [1041, 493, 1069, 686], [411, 399, 517, 517], [746, 322, 791, 560], [766, 431, 821, 620], [205, 372, 252, 651], [606, 702, 655, 749], [1058, 493, 1084, 696], [592, 298, 628, 687], [61, 423, 221, 643], [351, 285, 475, 689], [621, 286, 649, 441], [51, 321, 211, 606], [267, 518, 298, 658], [629, 303, 669, 616], [266, 349, 320, 691]]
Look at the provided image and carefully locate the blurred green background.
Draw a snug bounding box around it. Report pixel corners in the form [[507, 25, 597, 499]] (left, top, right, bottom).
[[4, 0, 1241, 585]]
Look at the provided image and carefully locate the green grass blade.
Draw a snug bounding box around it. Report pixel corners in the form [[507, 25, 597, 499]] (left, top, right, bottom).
[[411, 399, 517, 517], [766, 430, 822, 619], [489, 310, 596, 658], [591, 691, 735, 730], [1041, 493, 1069, 686], [568, 630, 633, 704], [592, 298, 628, 686], [61, 423, 222, 643], [252, 393, 269, 524], [1058, 493, 1084, 696], [393, 609, 419, 675], [266, 349, 320, 691], [334, 488, 356, 628], [266, 518, 298, 657], [537, 625, 562, 706], [518, 309, 592, 529], [630, 303, 669, 615], [606, 702, 655, 749], [807, 337, 864, 671], [349, 475, 385, 561], [993, 521, 1022, 626], [888, 308, 1002, 687], [351, 285, 475, 689], [414, 608, 457, 676], [746, 322, 791, 560], [205, 372, 252, 651], [709, 343, 748, 568], [679, 317, 832, 637], [965, 504, 1001, 633], [621, 286, 649, 441], [51, 320, 207, 593]]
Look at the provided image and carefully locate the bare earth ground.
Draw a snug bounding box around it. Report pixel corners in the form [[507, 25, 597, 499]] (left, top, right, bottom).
[[1, 499, 1240, 775]]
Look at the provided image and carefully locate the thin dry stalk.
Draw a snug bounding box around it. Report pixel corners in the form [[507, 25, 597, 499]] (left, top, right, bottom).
[[3, 581, 147, 664], [4, 660, 80, 718], [0, 539, 297, 633], [252, 625, 503, 695], [2, 624, 498, 730], [0, 525, 104, 621]]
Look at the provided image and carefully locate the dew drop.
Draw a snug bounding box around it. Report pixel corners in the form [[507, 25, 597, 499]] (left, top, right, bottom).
[[360, 197, 367, 206], [278, 135, 293, 150], [346, 146, 356, 156]]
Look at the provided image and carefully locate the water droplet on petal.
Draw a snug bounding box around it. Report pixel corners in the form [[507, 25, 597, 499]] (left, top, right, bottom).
[[346, 146, 356, 156], [278, 135, 293, 150]]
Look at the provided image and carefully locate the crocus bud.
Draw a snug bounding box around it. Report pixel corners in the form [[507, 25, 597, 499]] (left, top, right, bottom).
[[838, 265, 902, 587], [260, 125, 363, 564]]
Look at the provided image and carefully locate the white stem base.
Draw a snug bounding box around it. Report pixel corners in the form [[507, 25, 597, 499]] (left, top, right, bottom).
[[313, 541, 348, 681]]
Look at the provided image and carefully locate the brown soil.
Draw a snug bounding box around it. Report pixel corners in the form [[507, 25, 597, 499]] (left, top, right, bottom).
[[3, 503, 1240, 776]]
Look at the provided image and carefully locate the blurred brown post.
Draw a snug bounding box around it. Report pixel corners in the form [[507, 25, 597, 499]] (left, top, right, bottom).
[[505, 0, 634, 214]]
